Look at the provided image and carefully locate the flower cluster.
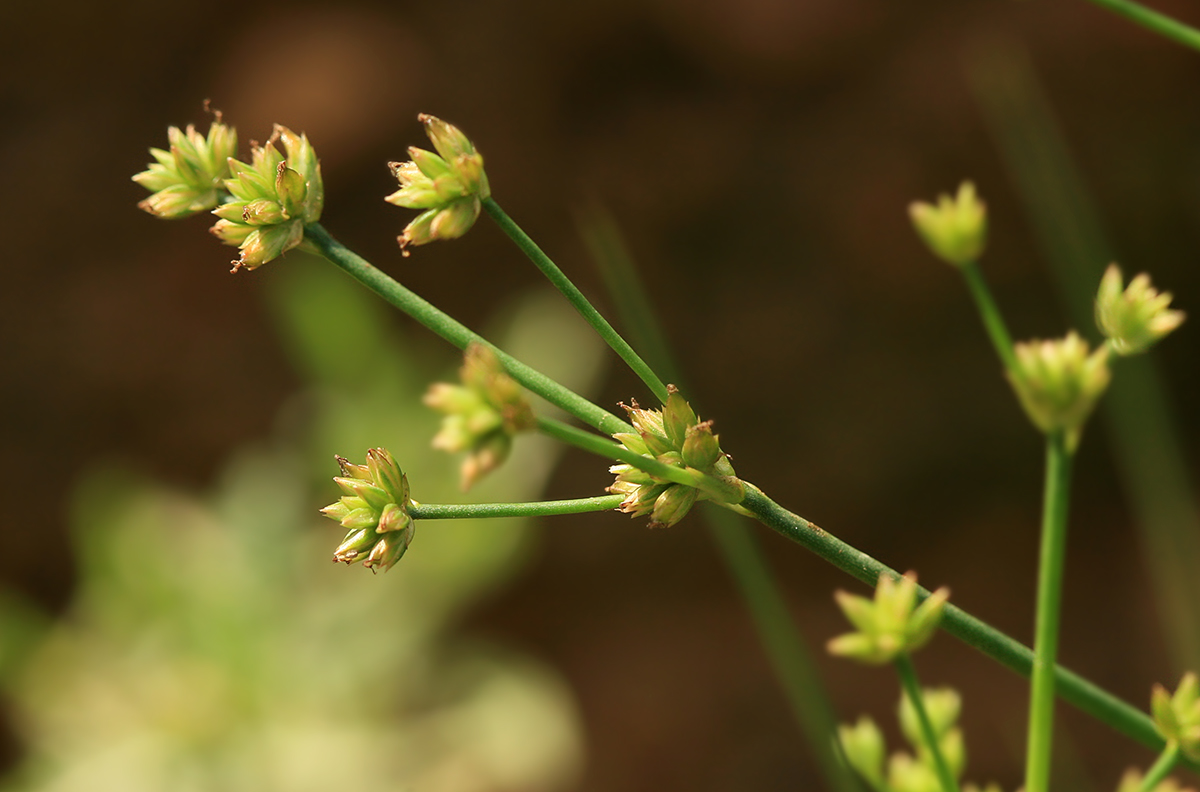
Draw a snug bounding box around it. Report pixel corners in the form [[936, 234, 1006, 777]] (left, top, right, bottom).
[[1095, 264, 1185, 356], [608, 386, 743, 528], [908, 182, 988, 267], [424, 343, 535, 490], [827, 572, 949, 664], [838, 688, 968, 792], [212, 125, 324, 272], [1007, 331, 1111, 451], [319, 448, 415, 573], [1151, 672, 1200, 761], [132, 116, 237, 219], [386, 114, 491, 254]]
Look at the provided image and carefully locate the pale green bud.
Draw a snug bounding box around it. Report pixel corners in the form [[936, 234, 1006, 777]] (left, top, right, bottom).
[[386, 114, 490, 255], [134, 116, 238, 218], [1151, 672, 1200, 761], [838, 717, 886, 789], [1095, 264, 1185, 356], [650, 484, 697, 528], [682, 422, 722, 470], [908, 182, 987, 267], [1115, 768, 1197, 792], [899, 687, 962, 743], [321, 449, 415, 573], [828, 573, 949, 664], [888, 752, 940, 792], [1008, 331, 1111, 451]]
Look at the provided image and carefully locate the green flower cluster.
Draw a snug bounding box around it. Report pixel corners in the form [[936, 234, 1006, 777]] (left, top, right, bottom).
[[424, 343, 536, 490], [212, 125, 324, 272], [386, 114, 491, 254], [133, 117, 237, 219], [1152, 672, 1200, 761], [320, 448, 414, 573], [1007, 331, 1110, 451], [608, 386, 743, 528], [839, 688, 968, 792], [827, 573, 949, 664], [1095, 264, 1185, 356], [908, 182, 987, 267]]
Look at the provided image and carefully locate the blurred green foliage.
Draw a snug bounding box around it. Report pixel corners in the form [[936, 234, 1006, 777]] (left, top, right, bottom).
[[0, 256, 607, 792]]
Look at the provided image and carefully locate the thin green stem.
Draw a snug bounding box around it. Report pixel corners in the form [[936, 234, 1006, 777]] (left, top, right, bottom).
[[1025, 432, 1074, 792], [737, 484, 1200, 773], [303, 222, 631, 436], [410, 495, 623, 520], [960, 261, 1019, 374], [534, 415, 704, 489], [1139, 740, 1182, 792], [1081, 0, 1200, 53], [894, 653, 960, 792], [482, 198, 671, 404]]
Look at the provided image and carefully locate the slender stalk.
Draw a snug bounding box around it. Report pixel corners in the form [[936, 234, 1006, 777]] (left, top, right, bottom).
[[1025, 432, 1074, 792], [1081, 0, 1200, 53], [959, 261, 1019, 374], [1138, 740, 1182, 792], [410, 495, 622, 520], [304, 222, 631, 436], [894, 653, 960, 792], [482, 198, 670, 403], [738, 484, 1199, 772]]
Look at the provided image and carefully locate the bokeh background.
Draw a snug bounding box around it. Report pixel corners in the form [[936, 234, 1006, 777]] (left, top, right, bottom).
[[4, 0, 1200, 789]]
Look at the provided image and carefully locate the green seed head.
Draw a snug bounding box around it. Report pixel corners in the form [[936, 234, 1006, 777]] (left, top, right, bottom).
[[828, 572, 949, 664], [1007, 331, 1111, 451], [1095, 264, 1185, 356], [134, 115, 239, 218], [908, 181, 987, 267], [321, 449, 414, 573]]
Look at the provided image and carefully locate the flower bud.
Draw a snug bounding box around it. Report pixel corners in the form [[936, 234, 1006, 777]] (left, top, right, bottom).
[[1151, 672, 1200, 761], [838, 717, 886, 789], [908, 182, 987, 267], [1008, 331, 1111, 451], [1095, 264, 1185, 356]]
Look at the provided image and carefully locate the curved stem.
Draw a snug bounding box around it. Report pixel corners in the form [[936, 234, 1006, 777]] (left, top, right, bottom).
[[1025, 432, 1074, 792], [1081, 0, 1200, 53], [737, 484, 1199, 772], [894, 653, 960, 792], [410, 494, 622, 520], [482, 198, 671, 404], [303, 222, 631, 436], [960, 261, 1019, 374], [1139, 740, 1182, 792]]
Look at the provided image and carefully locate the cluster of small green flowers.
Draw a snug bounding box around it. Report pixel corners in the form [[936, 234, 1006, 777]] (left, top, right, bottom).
[[1006, 331, 1111, 452], [608, 387, 743, 528], [827, 573, 949, 665], [424, 343, 535, 490], [386, 114, 491, 254], [133, 115, 324, 272], [1152, 672, 1200, 761], [1096, 264, 1185, 356], [319, 448, 414, 573], [839, 688, 969, 792]]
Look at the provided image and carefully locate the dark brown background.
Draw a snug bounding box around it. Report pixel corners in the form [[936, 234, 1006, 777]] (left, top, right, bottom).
[[4, 0, 1200, 789]]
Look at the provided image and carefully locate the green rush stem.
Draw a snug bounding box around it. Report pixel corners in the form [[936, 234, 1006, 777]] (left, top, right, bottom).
[[1081, 0, 1200, 53], [535, 416, 704, 490], [410, 495, 623, 520], [304, 222, 631, 436], [737, 484, 1200, 774], [1139, 741, 1182, 792], [1025, 432, 1074, 792], [960, 261, 1019, 374], [482, 198, 671, 404], [894, 653, 960, 792]]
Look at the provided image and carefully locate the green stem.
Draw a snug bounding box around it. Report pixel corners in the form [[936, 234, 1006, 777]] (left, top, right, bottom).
[[1081, 0, 1200, 53], [894, 653, 960, 792], [410, 495, 622, 520], [304, 222, 631, 436], [960, 261, 1019, 374], [1139, 740, 1182, 792], [535, 416, 705, 490], [482, 198, 671, 404], [1025, 432, 1074, 792], [737, 484, 1199, 772]]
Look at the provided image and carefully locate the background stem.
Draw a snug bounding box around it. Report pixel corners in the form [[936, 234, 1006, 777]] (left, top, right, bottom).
[[894, 653, 960, 792], [1025, 432, 1074, 792], [1081, 0, 1200, 52], [1138, 740, 1181, 792]]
